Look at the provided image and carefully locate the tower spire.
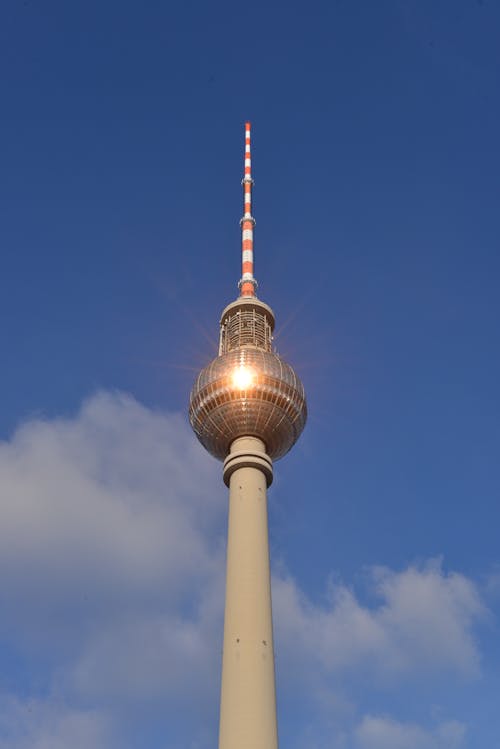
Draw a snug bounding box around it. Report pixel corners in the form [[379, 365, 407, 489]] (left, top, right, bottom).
[[239, 121, 257, 297]]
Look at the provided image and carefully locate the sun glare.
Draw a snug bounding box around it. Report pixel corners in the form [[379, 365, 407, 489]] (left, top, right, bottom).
[[231, 365, 254, 390]]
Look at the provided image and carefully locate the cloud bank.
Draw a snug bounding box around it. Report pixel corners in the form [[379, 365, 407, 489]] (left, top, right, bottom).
[[0, 392, 488, 747]]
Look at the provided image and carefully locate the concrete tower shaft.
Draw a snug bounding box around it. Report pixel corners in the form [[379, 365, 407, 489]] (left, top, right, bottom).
[[219, 436, 277, 749], [189, 123, 306, 749]]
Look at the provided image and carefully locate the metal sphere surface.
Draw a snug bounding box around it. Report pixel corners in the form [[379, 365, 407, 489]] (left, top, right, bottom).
[[189, 348, 307, 461]]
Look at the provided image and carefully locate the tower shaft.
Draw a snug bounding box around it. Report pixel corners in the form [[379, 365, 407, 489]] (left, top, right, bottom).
[[219, 436, 278, 749]]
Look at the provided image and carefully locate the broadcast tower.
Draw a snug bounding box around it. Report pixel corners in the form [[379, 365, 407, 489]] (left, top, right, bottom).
[[189, 123, 307, 749]]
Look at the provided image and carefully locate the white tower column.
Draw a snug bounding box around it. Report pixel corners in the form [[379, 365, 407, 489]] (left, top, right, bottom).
[[219, 436, 278, 749]]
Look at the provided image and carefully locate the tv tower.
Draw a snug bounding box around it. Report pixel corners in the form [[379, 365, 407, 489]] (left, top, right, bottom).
[[189, 123, 307, 749]]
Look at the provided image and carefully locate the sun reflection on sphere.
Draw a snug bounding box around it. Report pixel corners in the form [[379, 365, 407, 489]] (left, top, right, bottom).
[[231, 365, 254, 390]]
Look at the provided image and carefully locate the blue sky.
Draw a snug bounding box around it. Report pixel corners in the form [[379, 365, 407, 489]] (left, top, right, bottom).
[[1, 0, 499, 747]]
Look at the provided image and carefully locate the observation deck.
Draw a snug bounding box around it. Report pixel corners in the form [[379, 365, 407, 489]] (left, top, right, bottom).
[[189, 297, 307, 461]]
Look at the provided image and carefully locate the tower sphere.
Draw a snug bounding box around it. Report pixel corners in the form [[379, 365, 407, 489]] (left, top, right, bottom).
[[189, 298, 307, 461]]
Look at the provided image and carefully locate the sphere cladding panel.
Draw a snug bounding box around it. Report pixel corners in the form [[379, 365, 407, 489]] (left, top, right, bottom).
[[189, 349, 307, 460]]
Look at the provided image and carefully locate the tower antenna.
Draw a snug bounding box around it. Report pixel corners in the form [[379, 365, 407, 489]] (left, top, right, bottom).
[[239, 121, 257, 297]]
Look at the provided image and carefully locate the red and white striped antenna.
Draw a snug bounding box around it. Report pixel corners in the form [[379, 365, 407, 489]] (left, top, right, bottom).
[[239, 121, 257, 297]]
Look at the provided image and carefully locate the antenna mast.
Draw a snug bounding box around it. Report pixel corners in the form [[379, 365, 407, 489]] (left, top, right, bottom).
[[239, 122, 257, 297]]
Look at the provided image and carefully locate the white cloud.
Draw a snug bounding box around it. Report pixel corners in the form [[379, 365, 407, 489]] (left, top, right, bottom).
[[273, 560, 485, 687], [372, 561, 484, 676], [70, 585, 223, 706], [0, 696, 111, 749], [353, 715, 466, 749], [0, 392, 222, 644]]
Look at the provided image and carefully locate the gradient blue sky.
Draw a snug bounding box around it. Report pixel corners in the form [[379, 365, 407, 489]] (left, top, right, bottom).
[[1, 1, 499, 747]]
